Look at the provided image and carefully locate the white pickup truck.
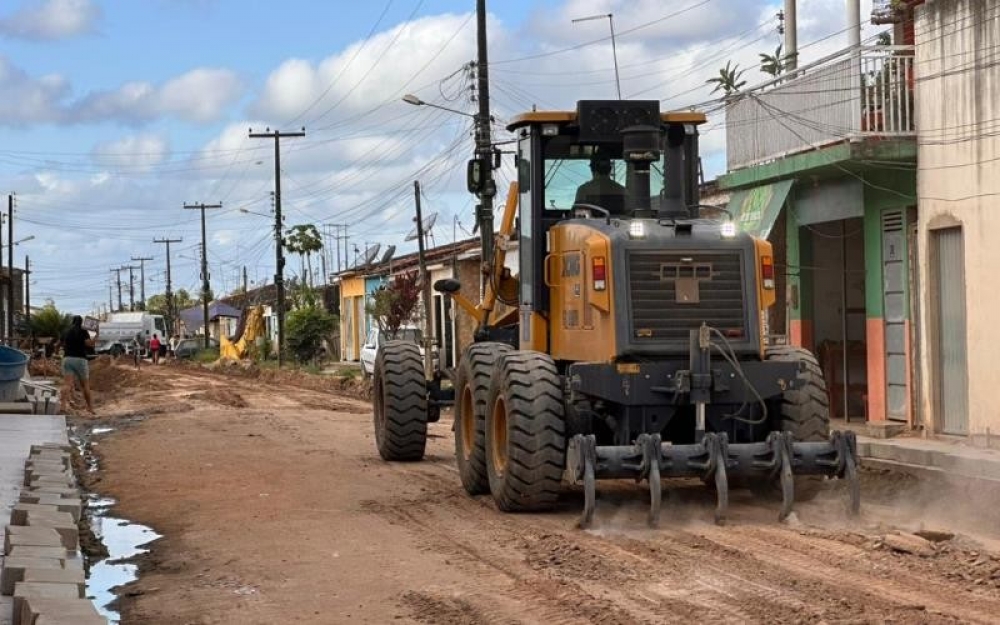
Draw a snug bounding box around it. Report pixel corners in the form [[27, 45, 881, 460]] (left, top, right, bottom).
[[359, 326, 424, 377], [93, 312, 169, 357]]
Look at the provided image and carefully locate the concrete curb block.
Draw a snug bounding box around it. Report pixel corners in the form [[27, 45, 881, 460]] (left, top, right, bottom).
[[1, 443, 106, 623]]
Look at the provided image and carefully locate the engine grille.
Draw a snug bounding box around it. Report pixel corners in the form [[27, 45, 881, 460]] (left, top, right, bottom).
[[627, 251, 747, 342]]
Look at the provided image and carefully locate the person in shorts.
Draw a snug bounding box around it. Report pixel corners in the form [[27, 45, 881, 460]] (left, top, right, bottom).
[[61, 315, 95, 414]]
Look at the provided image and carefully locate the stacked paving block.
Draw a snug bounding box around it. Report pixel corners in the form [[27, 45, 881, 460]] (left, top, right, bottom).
[[1, 443, 105, 624]]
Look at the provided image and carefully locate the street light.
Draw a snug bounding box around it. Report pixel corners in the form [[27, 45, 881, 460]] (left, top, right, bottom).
[[571, 13, 622, 99], [402, 93, 476, 118], [13, 236, 33, 246], [239, 208, 272, 219]]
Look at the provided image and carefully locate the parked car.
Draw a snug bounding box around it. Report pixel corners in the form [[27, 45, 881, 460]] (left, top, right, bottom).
[[360, 327, 423, 377], [174, 337, 220, 359]]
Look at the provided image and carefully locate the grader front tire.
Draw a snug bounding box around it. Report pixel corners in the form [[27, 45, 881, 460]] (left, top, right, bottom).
[[372, 340, 428, 461], [485, 351, 566, 512]]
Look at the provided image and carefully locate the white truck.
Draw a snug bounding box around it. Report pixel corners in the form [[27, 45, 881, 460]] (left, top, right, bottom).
[[93, 312, 169, 357]]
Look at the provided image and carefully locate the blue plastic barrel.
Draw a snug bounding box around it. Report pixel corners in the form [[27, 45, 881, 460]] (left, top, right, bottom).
[[0, 346, 28, 401]]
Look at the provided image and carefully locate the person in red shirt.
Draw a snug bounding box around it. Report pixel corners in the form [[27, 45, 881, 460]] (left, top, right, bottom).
[[150, 334, 162, 365]]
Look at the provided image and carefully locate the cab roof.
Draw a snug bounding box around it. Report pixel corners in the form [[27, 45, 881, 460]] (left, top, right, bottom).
[[506, 110, 707, 132]]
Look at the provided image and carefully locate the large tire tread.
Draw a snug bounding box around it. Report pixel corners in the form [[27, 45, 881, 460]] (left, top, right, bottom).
[[765, 345, 830, 500], [486, 351, 566, 512], [454, 342, 512, 495], [373, 340, 428, 461]]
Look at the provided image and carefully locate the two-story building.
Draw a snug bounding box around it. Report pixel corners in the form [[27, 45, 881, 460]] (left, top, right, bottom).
[[719, 16, 918, 426], [911, 0, 997, 443]]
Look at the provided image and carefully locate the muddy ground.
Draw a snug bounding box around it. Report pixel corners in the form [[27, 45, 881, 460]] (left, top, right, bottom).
[[60, 358, 1000, 624]]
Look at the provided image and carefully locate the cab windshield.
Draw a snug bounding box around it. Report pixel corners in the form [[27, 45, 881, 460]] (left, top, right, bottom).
[[541, 136, 667, 212]]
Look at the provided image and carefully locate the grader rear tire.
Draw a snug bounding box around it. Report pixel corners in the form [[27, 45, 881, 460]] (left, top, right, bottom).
[[485, 351, 566, 512], [454, 342, 512, 495], [764, 345, 830, 501], [372, 340, 428, 461]]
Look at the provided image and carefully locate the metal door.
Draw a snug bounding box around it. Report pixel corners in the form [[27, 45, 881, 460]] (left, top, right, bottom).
[[882, 210, 908, 421], [931, 228, 968, 435]]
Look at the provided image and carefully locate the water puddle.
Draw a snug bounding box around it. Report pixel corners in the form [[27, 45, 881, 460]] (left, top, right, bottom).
[[87, 511, 161, 623], [71, 422, 161, 624]]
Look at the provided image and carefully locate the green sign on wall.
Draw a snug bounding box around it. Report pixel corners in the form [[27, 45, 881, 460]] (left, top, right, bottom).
[[726, 179, 794, 238]]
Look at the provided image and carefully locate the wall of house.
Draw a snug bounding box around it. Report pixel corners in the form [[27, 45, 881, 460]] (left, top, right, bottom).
[[915, 0, 1000, 438], [340, 276, 366, 361]]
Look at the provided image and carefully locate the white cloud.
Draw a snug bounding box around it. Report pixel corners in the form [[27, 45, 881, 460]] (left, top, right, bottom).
[[0, 56, 68, 123], [0, 0, 101, 41], [74, 68, 244, 125], [250, 12, 478, 123], [91, 134, 171, 173]]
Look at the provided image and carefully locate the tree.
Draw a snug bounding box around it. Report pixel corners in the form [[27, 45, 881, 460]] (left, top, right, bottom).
[[706, 61, 747, 96], [759, 44, 786, 77], [365, 271, 421, 339], [285, 304, 337, 363], [146, 289, 196, 317], [30, 300, 71, 340], [284, 224, 323, 287]]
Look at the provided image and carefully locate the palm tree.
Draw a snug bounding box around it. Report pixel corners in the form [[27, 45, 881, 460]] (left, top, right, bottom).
[[284, 224, 323, 288], [706, 61, 747, 96], [759, 44, 786, 77]]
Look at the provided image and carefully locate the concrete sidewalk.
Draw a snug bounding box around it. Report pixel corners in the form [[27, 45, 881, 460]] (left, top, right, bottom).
[[858, 434, 1000, 483], [0, 414, 68, 625]]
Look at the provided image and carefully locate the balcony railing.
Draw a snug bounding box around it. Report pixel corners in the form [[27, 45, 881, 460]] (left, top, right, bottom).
[[725, 45, 915, 171]]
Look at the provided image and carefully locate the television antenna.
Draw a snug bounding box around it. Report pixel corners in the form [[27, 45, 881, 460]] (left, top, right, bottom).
[[380, 245, 396, 264], [405, 212, 438, 243], [362, 244, 381, 267]]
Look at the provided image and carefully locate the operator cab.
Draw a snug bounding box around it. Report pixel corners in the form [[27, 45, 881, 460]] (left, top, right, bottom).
[[506, 100, 706, 224]]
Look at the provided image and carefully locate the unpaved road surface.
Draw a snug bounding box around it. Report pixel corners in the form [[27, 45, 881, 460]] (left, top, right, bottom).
[[74, 361, 1000, 624]]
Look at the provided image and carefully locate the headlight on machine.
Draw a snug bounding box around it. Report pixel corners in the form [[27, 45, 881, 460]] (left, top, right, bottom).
[[628, 220, 647, 239], [720, 221, 737, 238]]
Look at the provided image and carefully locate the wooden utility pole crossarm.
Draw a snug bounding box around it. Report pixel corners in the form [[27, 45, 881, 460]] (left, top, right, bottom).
[[248, 127, 306, 367], [183, 202, 222, 349]]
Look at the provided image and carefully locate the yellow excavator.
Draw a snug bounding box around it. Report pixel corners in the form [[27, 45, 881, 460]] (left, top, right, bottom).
[[219, 305, 266, 361], [371, 99, 859, 526]]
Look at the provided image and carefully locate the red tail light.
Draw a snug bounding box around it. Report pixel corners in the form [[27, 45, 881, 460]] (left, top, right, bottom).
[[761, 255, 774, 290], [592, 256, 606, 291]]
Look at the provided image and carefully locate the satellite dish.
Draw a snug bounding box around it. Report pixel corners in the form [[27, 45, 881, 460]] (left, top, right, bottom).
[[405, 212, 439, 242], [381, 245, 396, 264], [363, 244, 381, 267]]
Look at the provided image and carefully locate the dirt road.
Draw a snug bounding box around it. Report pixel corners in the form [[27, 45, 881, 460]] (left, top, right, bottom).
[[74, 360, 1000, 624]]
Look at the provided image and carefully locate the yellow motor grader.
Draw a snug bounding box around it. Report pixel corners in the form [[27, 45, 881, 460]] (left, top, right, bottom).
[[371, 99, 859, 526]]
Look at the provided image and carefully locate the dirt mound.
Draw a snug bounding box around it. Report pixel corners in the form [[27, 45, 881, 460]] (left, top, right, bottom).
[[195, 360, 372, 401], [187, 389, 249, 408], [28, 357, 61, 378], [89, 356, 142, 393]]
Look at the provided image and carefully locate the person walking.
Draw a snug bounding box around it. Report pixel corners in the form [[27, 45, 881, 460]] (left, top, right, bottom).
[[61, 315, 96, 415], [150, 333, 162, 365]]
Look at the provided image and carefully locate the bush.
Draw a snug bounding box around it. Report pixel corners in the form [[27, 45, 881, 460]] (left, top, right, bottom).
[[286, 305, 337, 364], [195, 348, 220, 363]]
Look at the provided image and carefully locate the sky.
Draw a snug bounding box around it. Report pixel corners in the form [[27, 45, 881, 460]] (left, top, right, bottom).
[[0, 0, 880, 315]]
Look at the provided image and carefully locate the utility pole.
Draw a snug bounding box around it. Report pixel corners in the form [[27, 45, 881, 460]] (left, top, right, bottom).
[[154, 238, 182, 336], [108, 283, 113, 316], [474, 0, 497, 292], [131, 256, 153, 311], [414, 181, 435, 382], [110, 267, 124, 312], [242, 266, 248, 293], [330, 223, 349, 275], [183, 203, 222, 349], [23, 255, 30, 343], [7, 194, 13, 344], [783, 0, 797, 71], [249, 127, 306, 368], [123, 265, 137, 311]]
